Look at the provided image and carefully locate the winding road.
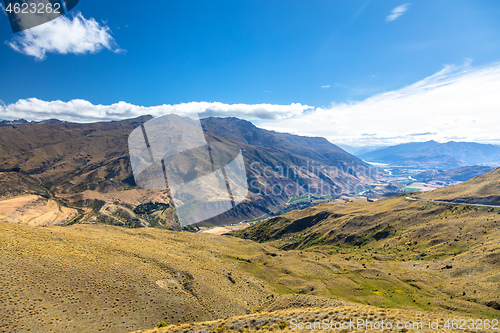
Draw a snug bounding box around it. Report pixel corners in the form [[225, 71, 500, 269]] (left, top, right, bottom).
[[405, 196, 500, 208]]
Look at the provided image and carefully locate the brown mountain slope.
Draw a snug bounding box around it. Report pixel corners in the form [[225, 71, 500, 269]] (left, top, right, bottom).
[[0, 117, 148, 193], [0, 116, 377, 227], [201, 117, 368, 172], [0, 194, 78, 225]]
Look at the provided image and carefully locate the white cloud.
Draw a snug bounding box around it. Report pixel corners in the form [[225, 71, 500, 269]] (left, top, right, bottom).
[[258, 62, 500, 146], [7, 12, 120, 60], [386, 4, 410, 22], [321, 85, 330, 89], [0, 100, 312, 123], [3, 62, 500, 147]]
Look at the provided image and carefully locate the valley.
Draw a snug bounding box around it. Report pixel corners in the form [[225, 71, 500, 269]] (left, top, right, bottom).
[[3, 1, 500, 331], [1, 118, 499, 332], [2, 118, 496, 232], [1, 168, 500, 332], [233, 168, 500, 324], [0, 117, 381, 229]]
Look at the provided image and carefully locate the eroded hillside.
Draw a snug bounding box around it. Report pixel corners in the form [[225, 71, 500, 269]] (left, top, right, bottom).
[[0, 117, 378, 227]]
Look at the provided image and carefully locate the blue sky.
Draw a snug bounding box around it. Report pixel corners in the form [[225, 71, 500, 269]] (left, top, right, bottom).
[[1, 0, 500, 146]]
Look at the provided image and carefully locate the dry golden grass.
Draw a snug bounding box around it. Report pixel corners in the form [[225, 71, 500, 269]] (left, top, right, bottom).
[[135, 304, 487, 333], [420, 167, 500, 204], [0, 223, 275, 332], [235, 195, 500, 318], [1, 217, 499, 333]]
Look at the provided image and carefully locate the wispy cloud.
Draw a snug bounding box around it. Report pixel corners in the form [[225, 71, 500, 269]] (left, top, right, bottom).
[[259, 62, 500, 146], [0, 100, 312, 123], [321, 85, 330, 89], [7, 12, 121, 60], [386, 3, 410, 22]]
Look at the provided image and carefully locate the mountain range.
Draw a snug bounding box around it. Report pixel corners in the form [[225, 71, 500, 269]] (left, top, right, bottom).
[[358, 140, 500, 169], [0, 116, 376, 227]]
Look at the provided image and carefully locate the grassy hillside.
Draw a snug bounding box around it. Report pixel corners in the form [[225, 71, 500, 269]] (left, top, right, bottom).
[[419, 167, 500, 205], [134, 305, 482, 333], [0, 223, 276, 332], [1, 219, 499, 333], [234, 193, 500, 316]]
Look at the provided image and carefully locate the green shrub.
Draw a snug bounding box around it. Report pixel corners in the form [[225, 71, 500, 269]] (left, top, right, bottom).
[[133, 202, 169, 215]]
